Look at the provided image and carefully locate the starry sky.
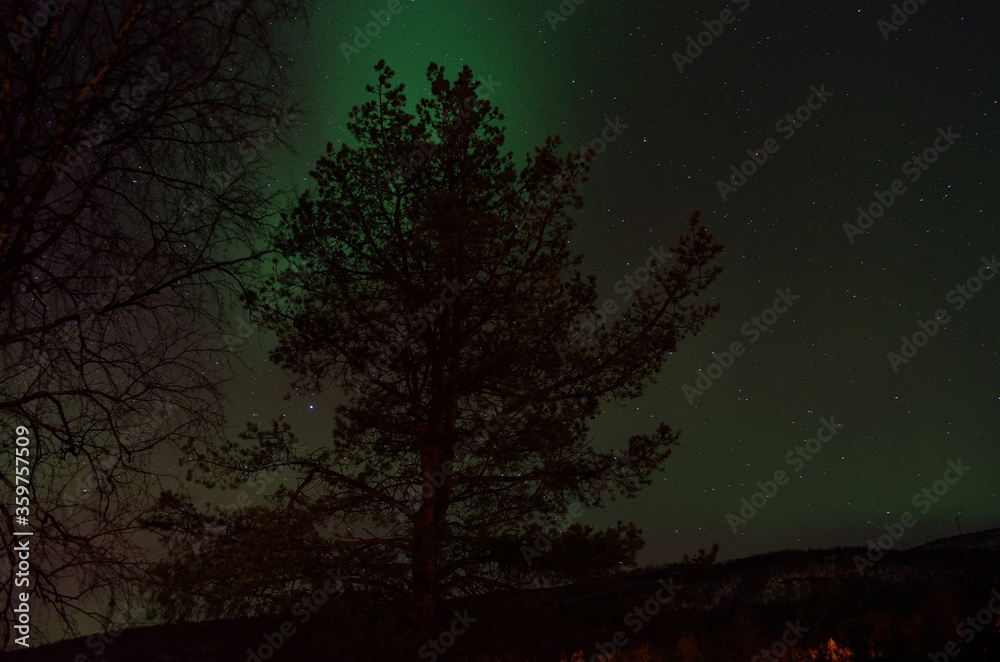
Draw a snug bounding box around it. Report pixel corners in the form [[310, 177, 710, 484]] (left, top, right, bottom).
[[225, 0, 1000, 566]]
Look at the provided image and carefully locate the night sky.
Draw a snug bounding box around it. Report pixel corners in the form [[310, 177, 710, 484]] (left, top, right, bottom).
[[224, 0, 1000, 567]]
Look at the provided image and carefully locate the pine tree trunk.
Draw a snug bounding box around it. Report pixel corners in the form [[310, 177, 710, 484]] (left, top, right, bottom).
[[411, 511, 439, 632], [412, 422, 450, 632]]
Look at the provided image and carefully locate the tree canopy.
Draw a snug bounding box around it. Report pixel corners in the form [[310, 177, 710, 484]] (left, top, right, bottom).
[[0, 0, 302, 645], [150, 60, 723, 635]]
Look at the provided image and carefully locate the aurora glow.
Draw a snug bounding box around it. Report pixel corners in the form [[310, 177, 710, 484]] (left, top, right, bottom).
[[233, 0, 1000, 567]]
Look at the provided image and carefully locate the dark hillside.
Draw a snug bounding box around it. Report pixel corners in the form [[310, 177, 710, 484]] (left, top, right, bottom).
[[8, 527, 1000, 661]]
